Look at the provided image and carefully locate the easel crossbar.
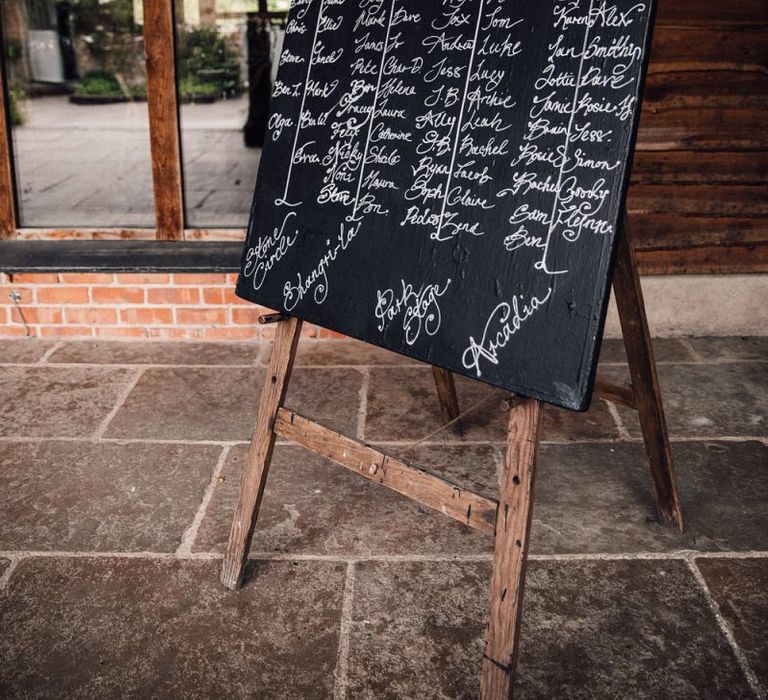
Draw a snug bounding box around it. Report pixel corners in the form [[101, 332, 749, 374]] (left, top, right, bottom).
[[593, 376, 637, 409], [274, 408, 499, 536]]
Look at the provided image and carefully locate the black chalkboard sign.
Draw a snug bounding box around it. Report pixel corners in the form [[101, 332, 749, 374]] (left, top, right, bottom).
[[236, 0, 656, 410]]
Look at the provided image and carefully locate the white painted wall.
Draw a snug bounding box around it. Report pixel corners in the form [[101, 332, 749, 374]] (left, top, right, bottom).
[[603, 274, 768, 338]]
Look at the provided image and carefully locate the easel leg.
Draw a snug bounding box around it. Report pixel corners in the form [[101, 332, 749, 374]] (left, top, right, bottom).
[[432, 366, 463, 435], [220, 316, 303, 589], [613, 217, 684, 531], [481, 398, 542, 699]]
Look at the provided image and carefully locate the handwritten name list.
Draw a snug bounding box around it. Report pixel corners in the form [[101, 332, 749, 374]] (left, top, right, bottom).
[[237, 0, 654, 410]]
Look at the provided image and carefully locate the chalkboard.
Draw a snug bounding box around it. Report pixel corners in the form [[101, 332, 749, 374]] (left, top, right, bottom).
[[236, 0, 656, 411]]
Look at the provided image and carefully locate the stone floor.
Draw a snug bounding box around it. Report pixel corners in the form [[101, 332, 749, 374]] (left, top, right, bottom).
[[0, 335, 766, 699]]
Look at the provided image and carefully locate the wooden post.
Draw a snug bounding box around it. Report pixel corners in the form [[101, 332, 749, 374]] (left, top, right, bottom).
[[0, 46, 17, 239], [143, 0, 184, 241], [432, 366, 463, 434], [481, 397, 542, 699], [220, 316, 303, 589], [613, 216, 684, 531]]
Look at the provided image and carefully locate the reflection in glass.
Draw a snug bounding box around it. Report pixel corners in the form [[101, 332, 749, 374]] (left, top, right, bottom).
[[174, 0, 288, 228], [1, 0, 154, 227]]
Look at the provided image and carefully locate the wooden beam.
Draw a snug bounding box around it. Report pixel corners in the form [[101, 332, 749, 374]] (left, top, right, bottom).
[[143, 0, 184, 241], [432, 366, 463, 435], [273, 408, 498, 536], [0, 48, 17, 239], [220, 317, 303, 590], [613, 217, 684, 531], [594, 376, 637, 409], [481, 398, 542, 699]]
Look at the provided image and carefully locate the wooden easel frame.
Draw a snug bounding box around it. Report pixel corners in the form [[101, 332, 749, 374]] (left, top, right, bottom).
[[219, 215, 683, 699]]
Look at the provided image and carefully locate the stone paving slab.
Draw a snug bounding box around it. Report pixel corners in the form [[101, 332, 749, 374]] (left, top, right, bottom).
[[610, 363, 768, 438], [0, 366, 136, 438], [0, 557, 346, 699], [0, 441, 221, 552], [531, 440, 768, 554], [347, 559, 753, 699], [194, 444, 495, 556], [0, 339, 58, 364], [365, 368, 621, 442], [104, 366, 364, 441], [194, 440, 768, 557], [687, 337, 768, 362], [49, 340, 263, 366], [696, 558, 768, 693]]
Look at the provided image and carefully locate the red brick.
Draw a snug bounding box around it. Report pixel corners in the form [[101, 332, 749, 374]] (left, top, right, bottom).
[[115, 273, 170, 285], [0, 325, 32, 337], [230, 308, 261, 325], [0, 287, 34, 305], [225, 273, 240, 285], [10, 273, 59, 284], [92, 287, 144, 304], [64, 307, 118, 325], [36, 287, 89, 304], [146, 287, 200, 305], [172, 273, 228, 286], [176, 308, 227, 325], [9, 306, 63, 325], [201, 288, 227, 305], [37, 325, 94, 338], [119, 307, 173, 325], [59, 273, 115, 284]]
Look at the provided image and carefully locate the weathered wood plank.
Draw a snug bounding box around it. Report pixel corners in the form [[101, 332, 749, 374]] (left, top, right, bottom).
[[273, 408, 498, 535], [656, 0, 768, 25], [651, 26, 768, 65], [220, 317, 303, 590], [631, 152, 768, 185], [481, 398, 542, 700], [594, 377, 637, 410], [432, 366, 463, 435], [143, 0, 184, 241], [613, 218, 684, 531], [0, 57, 16, 239], [636, 241, 768, 275], [628, 184, 768, 216]]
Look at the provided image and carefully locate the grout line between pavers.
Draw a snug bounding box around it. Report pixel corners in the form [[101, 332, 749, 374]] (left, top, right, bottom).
[[333, 561, 356, 700], [357, 368, 370, 441], [1, 359, 767, 370], [37, 341, 64, 364], [604, 399, 631, 440], [0, 556, 20, 590], [1, 550, 766, 564], [685, 556, 766, 700], [678, 337, 705, 362], [92, 367, 146, 440], [176, 444, 232, 557]]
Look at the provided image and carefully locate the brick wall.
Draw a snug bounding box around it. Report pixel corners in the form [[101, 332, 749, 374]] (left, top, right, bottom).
[[0, 273, 337, 340]]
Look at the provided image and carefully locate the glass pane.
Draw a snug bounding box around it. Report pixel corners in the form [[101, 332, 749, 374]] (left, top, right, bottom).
[[1, 0, 154, 228], [174, 0, 287, 228]]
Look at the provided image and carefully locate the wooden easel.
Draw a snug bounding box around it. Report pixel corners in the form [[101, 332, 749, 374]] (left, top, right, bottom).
[[219, 214, 683, 699]]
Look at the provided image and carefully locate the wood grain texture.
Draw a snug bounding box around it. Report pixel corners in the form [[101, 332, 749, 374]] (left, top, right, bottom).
[[143, 0, 184, 241], [431, 367, 463, 435], [481, 398, 542, 700], [274, 408, 498, 535], [219, 317, 303, 590], [593, 377, 637, 410], [613, 218, 684, 531], [0, 55, 16, 239]]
